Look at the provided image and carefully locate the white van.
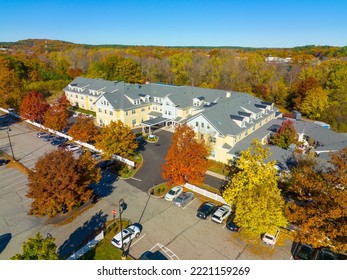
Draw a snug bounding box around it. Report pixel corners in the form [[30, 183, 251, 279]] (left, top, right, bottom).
[[262, 228, 280, 246]]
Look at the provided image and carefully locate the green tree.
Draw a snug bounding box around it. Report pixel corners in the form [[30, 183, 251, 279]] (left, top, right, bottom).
[[222, 139, 287, 235], [95, 120, 138, 158], [87, 55, 142, 83], [11, 232, 59, 260], [272, 119, 298, 149], [27, 149, 101, 217], [161, 124, 210, 186]]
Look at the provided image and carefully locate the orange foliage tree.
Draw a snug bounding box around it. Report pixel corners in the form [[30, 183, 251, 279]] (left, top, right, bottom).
[[68, 115, 99, 143], [285, 148, 347, 251], [20, 90, 49, 123], [43, 104, 68, 131], [162, 124, 210, 186], [27, 149, 101, 217]]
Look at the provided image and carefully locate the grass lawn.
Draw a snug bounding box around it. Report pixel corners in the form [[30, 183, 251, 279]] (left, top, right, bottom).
[[207, 159, 227, 176], [70, 107, 96, 116], [79, 219, 133, 260]]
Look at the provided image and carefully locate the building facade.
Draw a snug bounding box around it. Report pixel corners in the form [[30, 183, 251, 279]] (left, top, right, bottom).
[[64, 77, 277, 163]]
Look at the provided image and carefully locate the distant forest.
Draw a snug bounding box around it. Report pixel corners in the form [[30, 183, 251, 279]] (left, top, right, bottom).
[[1, 39, 346, 131]]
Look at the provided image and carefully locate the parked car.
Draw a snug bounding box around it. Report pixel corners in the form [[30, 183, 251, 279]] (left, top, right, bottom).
[[111, 224, 141, 249], [37, 131, 50, 138], [0, 158, 10, 166], [165, 186, 183, 202], [58, 143, 69, 149], [91, 153, 102, 161], [314, 248, 338, 260], [74, 149, 86, 158], [139, 250, 168, 260], [65, 144, 82, 152], [293, 243, 316, 260], [211, 204, 232, 224], [196, 201, 217, 219], [51, 137, 67, 146], [262, 227, 280, 246], [226, 213, 240, 232], [97, 159, 118, 170], [173, 192, 194, 207], [43, 135, 57, 142]]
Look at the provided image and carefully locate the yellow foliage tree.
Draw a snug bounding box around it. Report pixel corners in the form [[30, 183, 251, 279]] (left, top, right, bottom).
[[222, 139, 287, 235]]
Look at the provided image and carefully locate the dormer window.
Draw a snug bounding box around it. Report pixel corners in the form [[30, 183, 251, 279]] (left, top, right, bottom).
[[193, 97, 204, 107], [134, 99, 141, 105]]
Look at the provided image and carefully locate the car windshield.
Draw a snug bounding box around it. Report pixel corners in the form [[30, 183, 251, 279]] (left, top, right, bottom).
[[176, 197, 183, 202], [264, 235, 274, 240], [168, 190, 175, 195], [112, 238, 120, 244]]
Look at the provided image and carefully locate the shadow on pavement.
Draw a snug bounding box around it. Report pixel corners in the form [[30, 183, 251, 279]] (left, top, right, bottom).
[[0, 233, 12, 254], [90, 171, 118, 199], [58, 210, 108, 259]]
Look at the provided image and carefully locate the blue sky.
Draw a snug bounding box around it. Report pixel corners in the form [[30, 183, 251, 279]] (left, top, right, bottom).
[[1, 0, 346, 47]]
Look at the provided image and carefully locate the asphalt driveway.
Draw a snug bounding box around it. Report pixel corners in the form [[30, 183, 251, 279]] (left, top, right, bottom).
[[127, 129, 172, 192], [127, 128, 224, 192]]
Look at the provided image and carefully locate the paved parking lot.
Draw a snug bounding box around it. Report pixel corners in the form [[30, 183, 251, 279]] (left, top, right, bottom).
[[0, 164, 47, 256], [123, 193, 293, 260], [0, 114, 294, 260], [0, 114, 57, 170]]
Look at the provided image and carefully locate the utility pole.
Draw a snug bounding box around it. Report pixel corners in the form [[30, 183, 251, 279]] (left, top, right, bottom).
[[0, 127, 15, 161]]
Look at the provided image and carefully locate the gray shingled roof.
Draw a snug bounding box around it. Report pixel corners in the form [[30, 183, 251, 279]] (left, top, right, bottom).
[[192, 92, 273, 136], [228, 117, 347, 169]]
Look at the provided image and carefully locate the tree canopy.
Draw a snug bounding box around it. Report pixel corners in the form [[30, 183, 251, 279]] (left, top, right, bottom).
[[162, 124, 210, 186], [94, 120, 138, 158], [68, 115, 99, 143], [11, 232, 59, 260], [27, 149, 101, 217], [285, 148, 347, 251], [271, 119, 298, 149], [222, 139, 287, 235], [19, 90, 49, 123], [43, 104, 68, 131]]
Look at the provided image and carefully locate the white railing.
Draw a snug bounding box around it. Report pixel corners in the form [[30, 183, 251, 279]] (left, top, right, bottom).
[[67, 230, 104, 260], [185, 182, 226, 204]]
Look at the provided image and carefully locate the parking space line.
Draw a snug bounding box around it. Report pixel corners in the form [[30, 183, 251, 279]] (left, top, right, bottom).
[[130, 234, 146, 248], [183, 197, 196, 210], [1, 175, 27, 186], [130, 177, 142, 181], [3, 178, 28, 190]]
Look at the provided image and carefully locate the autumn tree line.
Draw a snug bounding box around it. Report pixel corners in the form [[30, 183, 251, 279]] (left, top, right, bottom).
[[1, 40, 346, 131]]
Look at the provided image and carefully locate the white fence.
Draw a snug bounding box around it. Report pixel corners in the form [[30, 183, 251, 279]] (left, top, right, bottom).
[[185, 183, 226, 204], [67, 230, 104, 260], [0, 107, 135, 166]]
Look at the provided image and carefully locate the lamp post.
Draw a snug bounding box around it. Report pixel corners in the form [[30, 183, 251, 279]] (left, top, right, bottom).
[[119, 198, 126, 259], [0, 127, 15, 161]]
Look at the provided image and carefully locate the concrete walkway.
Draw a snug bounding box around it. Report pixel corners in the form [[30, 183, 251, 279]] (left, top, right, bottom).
[[206, 170, 226, 180]]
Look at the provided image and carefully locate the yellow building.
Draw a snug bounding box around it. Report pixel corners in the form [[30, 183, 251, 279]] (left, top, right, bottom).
[[65, 77, 277, 163]]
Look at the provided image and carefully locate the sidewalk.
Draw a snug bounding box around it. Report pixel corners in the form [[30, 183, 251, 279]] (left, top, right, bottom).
[[206, 170, 226, 180]]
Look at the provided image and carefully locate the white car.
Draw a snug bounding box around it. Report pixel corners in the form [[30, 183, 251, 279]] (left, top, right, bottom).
[[111, 224, 141, 249], [211, 204, 232, 224], [65, 144, 82, 152], [262, 228, 280, 246], [164, 186, 183, 201]]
